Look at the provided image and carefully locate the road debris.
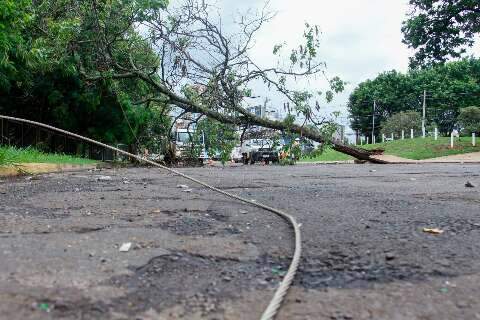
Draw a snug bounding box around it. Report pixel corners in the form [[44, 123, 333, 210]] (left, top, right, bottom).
[[271, 266, 286, 277], [423, 228, 444, 235], [465, 181, 476, 188], [239, 209, 248, 214], [119, 242, 132, 252], [37, 302, 51, 312], [183, 189, 193, 192], [177, 184, 189, 189], [97, 175, 112, 181], [385, 252, 396, 261]]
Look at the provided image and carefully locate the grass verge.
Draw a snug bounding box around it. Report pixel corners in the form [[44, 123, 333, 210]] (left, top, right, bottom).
[[301, 137, 480, 162], [0, 146, 97, 166]]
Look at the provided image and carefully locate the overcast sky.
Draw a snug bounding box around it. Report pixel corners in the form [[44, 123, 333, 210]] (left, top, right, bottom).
[[171, 0, 480, 133]]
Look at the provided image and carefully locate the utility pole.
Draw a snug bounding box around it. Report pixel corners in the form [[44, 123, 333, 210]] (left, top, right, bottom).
[[372, 100, 376, 144], [422, 90, 426, 138]]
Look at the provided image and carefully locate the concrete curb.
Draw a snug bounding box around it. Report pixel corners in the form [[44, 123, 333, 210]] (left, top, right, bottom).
[[0, 163, 98, 177]]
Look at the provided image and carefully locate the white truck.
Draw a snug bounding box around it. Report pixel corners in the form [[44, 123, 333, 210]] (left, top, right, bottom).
[[173, 128, 209, 164], [240, 138, 279, 165]]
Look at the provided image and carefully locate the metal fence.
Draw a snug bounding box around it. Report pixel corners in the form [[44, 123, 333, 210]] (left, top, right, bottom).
[[0, 117, 118, 161]]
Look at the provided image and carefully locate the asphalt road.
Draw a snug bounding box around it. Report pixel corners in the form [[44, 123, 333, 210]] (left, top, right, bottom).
[[0, 163, 479, 320]]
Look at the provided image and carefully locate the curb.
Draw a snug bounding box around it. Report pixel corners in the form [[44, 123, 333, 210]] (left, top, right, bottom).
[[0, 163, 98, 177], [297, 160, 355, 165]]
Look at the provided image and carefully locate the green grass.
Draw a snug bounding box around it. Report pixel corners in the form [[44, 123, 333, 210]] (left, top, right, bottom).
[[301, 137, 480, 162], [0, 146, 97, 166], [300, 148, 354, 162]]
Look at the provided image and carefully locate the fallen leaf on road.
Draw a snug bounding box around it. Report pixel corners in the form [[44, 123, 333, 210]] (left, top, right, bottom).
[[423, 228, 444, 235]]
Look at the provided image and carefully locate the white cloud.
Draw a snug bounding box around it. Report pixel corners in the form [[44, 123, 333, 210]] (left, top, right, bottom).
[[211, 1, 413, 116]]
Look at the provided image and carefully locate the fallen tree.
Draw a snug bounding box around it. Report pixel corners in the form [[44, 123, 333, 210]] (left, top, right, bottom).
[[41, 0, 386, 163]]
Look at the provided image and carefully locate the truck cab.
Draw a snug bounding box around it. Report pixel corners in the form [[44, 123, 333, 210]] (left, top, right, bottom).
[[173, 128, 208, 164], [240, 138, 279, 164]]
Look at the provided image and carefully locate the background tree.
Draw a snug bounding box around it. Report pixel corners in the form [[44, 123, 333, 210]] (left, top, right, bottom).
[[349, 58, 480, 138], [457, 106, 480, 135], [402, 0, 480, 68], [380, 111, 422, 138], [0, 0, 171, 147], [0, 0, 31, 91]]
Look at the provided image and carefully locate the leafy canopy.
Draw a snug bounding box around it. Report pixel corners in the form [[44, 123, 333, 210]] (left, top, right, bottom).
[[457, 106, 480, 135], [349, 58, 480, 137], [402, 0, 480, 68]]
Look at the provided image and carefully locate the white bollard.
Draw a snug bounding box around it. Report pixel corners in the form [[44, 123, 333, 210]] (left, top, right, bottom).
[[382, 134, 385, 143], [367, 137, 369, 144], [473, 133, 476, 147], [434, 127, 438, 141], [411, 129, 414, 139], [451, 132, 454, 148], [391, 133, 394, 141], [402, 130, 405, 140]]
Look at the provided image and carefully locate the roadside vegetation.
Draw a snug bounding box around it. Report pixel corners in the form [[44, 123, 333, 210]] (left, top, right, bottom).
[[0, 146, 96, 166], [302, 137, 480, 162], [349, 58, 480, 139]]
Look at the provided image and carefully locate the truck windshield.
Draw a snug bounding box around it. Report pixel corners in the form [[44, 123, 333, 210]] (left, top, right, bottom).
[[177, 132, 191, 143]]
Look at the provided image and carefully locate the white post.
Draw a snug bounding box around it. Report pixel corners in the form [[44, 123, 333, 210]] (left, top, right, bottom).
[[372, 100, 376, 145], [451, 132, 454, 148], [391, 133, 394, 141], [434, 127, 438, 141], [473, 133, 476, 147], [367, 137, 369, 144], [402, 130, 405, 140], [411, 129, 414, 139], [361, 137, 363, 145], [382, 134, 385, 143]]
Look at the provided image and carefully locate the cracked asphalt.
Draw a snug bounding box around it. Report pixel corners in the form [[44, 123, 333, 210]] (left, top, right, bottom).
[[0, 163, 479, 319]]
